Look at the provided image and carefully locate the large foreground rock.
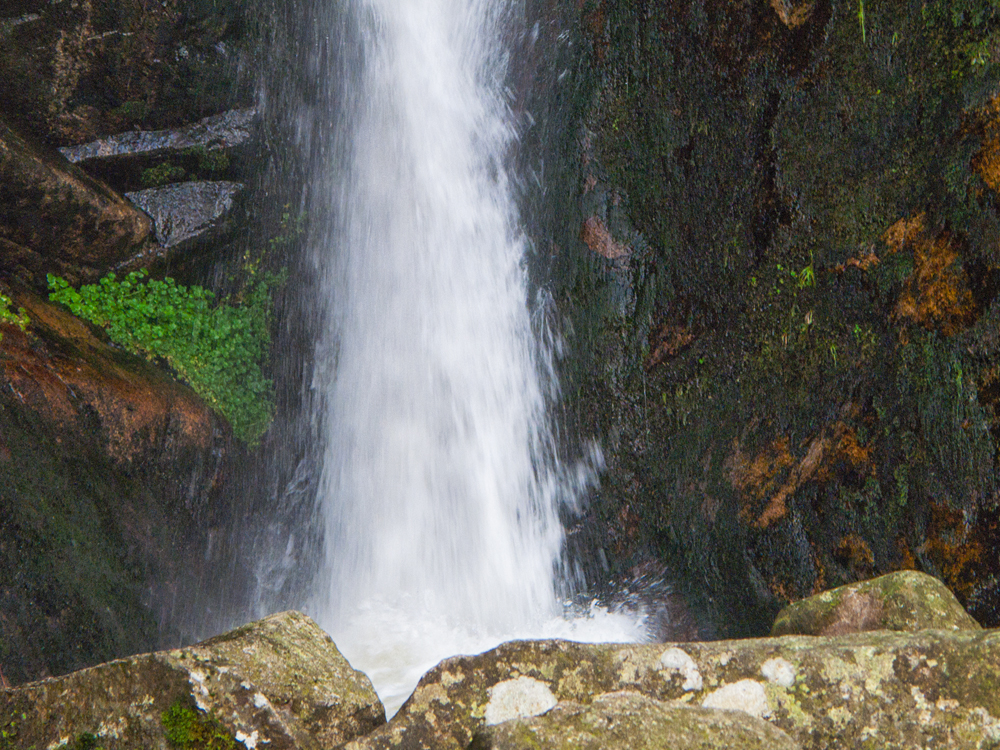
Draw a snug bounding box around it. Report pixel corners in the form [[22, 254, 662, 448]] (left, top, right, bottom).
[[350, 629, 1000, 750], [0, 611, 385, 749], [772, 570, 983, 637], [472, 691, 800, 750]]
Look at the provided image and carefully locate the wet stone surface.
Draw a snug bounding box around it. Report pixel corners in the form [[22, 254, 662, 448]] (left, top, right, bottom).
[[126, 180, 244, 248]]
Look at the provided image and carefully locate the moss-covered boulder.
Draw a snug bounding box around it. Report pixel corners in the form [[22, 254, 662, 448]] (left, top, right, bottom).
[[471, 691, 801, 750], [348, 631, 1000, 750], [772, 570, 983, 636], [0, 611, 385, 750]]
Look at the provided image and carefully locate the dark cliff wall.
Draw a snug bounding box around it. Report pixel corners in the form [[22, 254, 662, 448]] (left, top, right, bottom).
[[543, 0, 1000, 635]]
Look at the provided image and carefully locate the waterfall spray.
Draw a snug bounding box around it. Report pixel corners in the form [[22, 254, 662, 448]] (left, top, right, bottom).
[[309, 0, 644, 713]]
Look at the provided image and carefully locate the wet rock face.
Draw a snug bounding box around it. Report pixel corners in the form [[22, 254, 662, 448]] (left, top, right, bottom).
[[0, 116, 153, 286], [0, 285, 232, 685], [349, 630, 1000, 750], [126, 180, 244, 248], [0, 611, 386, 750], [0, 0, 250, 146], [772, 570, 984, 637], [552, 0, 1000, 633], [0, 0, 261, 686], [2, 288, 226, 485]]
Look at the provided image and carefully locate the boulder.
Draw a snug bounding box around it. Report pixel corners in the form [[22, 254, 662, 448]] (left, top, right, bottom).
[[0, 611, 385, 749], [126, 181, 244, 248], [771, 570, 983, 636], [472, 691, 801, 750], [0, 117, 154, 282], [347, 630, 1000, 750]]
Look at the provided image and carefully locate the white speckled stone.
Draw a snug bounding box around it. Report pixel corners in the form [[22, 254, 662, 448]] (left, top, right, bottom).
[[660, 647, 704, 691], [761, 657, 797, 688], [485, 676, 558, 726], [702, 679, 772, 719]]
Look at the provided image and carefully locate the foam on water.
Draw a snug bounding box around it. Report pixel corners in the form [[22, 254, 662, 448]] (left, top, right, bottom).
[[309, 0, 644, 714]]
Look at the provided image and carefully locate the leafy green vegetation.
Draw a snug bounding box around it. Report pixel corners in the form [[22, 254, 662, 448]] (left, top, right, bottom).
[[48, 270, 278, 445], [108, 98, 150, 124], [0, 293, 29, 342], [162, 701, 237, 750], [140, 147, 231, 187]]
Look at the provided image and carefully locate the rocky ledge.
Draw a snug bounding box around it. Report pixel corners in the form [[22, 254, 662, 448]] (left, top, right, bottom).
[[2, 571, 996, 749]]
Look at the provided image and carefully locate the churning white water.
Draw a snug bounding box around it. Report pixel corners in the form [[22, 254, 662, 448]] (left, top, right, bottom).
[[310, 0, 645, 714]]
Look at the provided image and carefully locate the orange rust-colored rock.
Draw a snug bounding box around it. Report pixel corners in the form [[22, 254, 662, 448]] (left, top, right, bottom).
[[755, 432, 829, 528], [922, 502, 984, 602], [973, 91, 1000, 193], [831, 252, 879, 274], [829, 427, 874, 480], [768, 0, 816, 29], [646, 323, 696, 370], [0, 288, 223, 468], [726, 435, 795, 524], [833, 534, 876, 579], [729, 404, 861, 529], [581, 216, 629, 260], [884, 213, 977, 336], [579, 0, 609, 63]]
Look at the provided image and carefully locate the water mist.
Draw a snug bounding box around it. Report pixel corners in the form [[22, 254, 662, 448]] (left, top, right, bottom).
[[308, 0, 644, 713]]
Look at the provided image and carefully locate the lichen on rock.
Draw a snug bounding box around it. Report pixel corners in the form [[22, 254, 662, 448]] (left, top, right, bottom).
[[473, 691, 801, 750]]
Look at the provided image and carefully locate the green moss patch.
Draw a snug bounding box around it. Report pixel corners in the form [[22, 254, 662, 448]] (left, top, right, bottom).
[[162, 701, 237, 750]]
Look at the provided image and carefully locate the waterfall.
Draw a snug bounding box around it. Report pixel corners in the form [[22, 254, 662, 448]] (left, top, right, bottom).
[[308, 0, 644, 714]]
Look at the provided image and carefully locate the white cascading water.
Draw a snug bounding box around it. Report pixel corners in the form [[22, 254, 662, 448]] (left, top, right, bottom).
[[311, 0, 645, 714]]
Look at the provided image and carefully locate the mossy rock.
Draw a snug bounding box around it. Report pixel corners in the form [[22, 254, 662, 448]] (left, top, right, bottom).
[[472, 691, 800, 750], [0, 116, 153, 284], [771, 570, 983, 637], [0, 611, 384, 749]]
